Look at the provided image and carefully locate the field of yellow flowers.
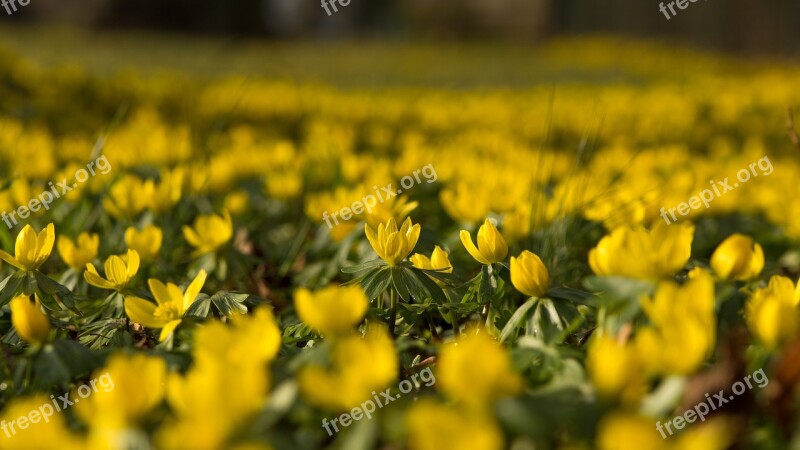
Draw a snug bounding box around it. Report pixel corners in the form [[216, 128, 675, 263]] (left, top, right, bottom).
[[3, 33, 800, 449]]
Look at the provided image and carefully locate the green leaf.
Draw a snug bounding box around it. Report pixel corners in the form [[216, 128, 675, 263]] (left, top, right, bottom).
[[408, 267, 448, 304], [32, 340, 100, 388], [582, 276, 654, 303], [0, 272, 24, 307], [548, 286, 596, 306], [210, 291, 249, 317], [480, 264, 498, 300], [437, 302, 483, 315], [500, 297, 539, 343], [341, 259, 387, 274], [23, 271, 36, 296], [35, 271, 81, 314], [184, 294, 211, 319], [389, 267, 414, 301], [415, 267, 463, 286], [359, 267, 392, 300]]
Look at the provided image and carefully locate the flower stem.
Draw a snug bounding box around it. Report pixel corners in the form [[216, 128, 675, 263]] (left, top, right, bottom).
[[388, 289, 397, 338]]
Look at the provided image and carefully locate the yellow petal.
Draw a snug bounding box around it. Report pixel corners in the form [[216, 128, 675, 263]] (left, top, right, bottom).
[[84, 266, 116, 290], [126, 249, 140, 279], [460, 230, 490, 265], [182, 226, 202, 248], [148, 279, 172, 306], [124, 297, 166, 329], [0, 249, 23, 270], [158, 320, 182, 342], [182, 270, 207, 311]]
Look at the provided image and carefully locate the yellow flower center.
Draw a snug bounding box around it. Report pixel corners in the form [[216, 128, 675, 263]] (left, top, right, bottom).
[[153, 302, 182, 322]]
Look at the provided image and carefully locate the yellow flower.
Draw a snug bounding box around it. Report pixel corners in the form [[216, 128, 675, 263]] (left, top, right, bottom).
[[0, 223, 55, 271], [298, 327, 397, 410], [746, 275, 800, 349], [710, 234, 764, 281], [673, 418, 733, 450], [596, 413, 667, 450], [364, 217, 421, 266], [224, 189, 250, 215], [102, 174, 154, 219], [57, 232, 99, 270], [510, 250, 549, 297], [124, 270, 207, 342], [0, 395, 85, 449], [440, 183, 491, 224], [265, 170, 303, 200], [502, 205, 531, 243], [159, 308, 281, 449], [150, 167, 184, 213], [438, 329, 521, 409], [124, 225, 163, 261], [183, 210, 233, 257], [460, 219, 508, 265], [84, 249, 140, 292], [586, 334, 647, 404], [10, 295, 51, 345], [407, 399, 503, 450], [589, 221, 694, 280], [295, 285, 368, 337], [635, 270, 716, 375], [410, 245, 453, 273], [75, 353, 167, 430]]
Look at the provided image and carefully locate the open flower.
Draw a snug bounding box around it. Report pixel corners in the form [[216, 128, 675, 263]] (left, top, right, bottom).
[[295, 285, 368, 337], [510, 250, 549, 298], [10, 295, 51, 345], [84, 249, 140, 292], [710, 234, 764, 281], [124, 270, 207, 342], [125, 225, 163, 261], [438, 328, 521, 409], [589, 221, 694, 280], [57, 232, 99, 271], [460, 219, 508, 265], [182, 210, 233, 257], [746, 275, 800, 349], [364, 217, 421, 266], [102, 174, 154, 219], [0, 223, 55, 271], [411, 246, 453, 273], [635, 269, 716, 375]]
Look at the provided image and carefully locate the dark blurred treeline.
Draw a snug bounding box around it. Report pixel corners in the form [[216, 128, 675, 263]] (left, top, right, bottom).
[[8, 0, 800, 54]]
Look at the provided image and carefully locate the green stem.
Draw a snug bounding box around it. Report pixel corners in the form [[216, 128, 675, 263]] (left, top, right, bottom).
[[388, 289, 397, 338]]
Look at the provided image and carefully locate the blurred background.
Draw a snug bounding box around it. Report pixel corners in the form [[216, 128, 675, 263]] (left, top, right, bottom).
[[1, 0, 799, 54]]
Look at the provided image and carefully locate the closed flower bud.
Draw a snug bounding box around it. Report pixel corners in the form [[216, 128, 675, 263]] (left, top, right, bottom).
[[10, 295, 51, 345], [460, 219, 508, 265], [125, 225, 163, 262], [510, 250, 549, 298], [711, 234, 764, 281]]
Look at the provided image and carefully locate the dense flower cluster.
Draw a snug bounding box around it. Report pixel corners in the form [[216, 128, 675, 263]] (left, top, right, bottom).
[[1, 36, 800, 449]]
